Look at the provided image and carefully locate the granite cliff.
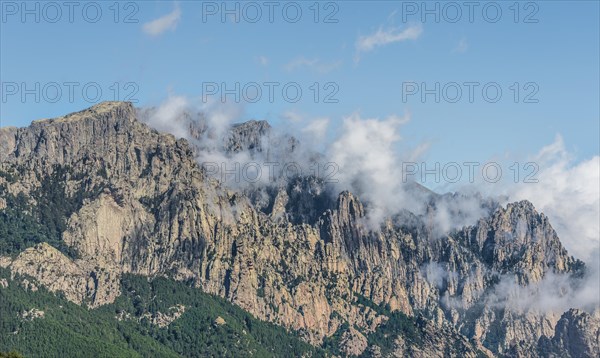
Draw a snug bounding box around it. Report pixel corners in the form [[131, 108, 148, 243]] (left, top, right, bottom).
[[0, 102, 597, 357]]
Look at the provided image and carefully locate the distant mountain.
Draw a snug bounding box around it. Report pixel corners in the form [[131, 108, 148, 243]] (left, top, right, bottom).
[[0, 102, 597, 357]]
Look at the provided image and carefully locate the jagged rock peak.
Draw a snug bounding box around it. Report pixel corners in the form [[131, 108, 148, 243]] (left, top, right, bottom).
[[542, 308, 600, 357], [226, 119, 272, 153], [336, 191, 365, 219], [505, 199, 537, 213], [31, 101, 136, 125], [231, 119, 271, 131]]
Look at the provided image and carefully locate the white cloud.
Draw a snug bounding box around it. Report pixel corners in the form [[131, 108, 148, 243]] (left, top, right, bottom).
[[355, 23, 422, 61], [422, 262, 457, 289], [327, 113, 412, 226], [139, 94, 243, 142], [326, 113, 495, 232], [142, 5, 182, 36], [506, 135, 600, 265], [487, 271, 599, 314], [302, 117, 329, 141], [284, 57, 341, 74], [141, 95, 189, 138], [279, 111, 329, 144]]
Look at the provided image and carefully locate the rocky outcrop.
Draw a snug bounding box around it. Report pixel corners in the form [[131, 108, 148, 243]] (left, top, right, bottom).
[[21, 308, 45, 321], [3, 243, 120, 307], [537, 309, 600, 357], [339, 327, 368, 356], [0, 102, 595, 356], [392, 322, 483, 358], [115, 304, 186, 328], [144, 304, 187, 328], [226, 120, 271, 153]]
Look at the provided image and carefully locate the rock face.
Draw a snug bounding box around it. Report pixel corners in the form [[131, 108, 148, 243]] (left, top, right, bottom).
[[339, 327, 368, 356], [0, 102, 596, 356], [538, 309, 600, 357], [6, 243, 120, 307]]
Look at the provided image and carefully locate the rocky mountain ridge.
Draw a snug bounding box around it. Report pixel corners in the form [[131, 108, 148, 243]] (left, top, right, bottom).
[[0, 102, 597, 357]]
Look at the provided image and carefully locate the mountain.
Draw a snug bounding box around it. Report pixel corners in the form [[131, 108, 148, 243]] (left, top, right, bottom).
[[0, 102, 597, 357]]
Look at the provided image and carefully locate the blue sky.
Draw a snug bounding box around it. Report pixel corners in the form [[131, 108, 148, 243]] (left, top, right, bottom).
[[1, 0, 599, 166]]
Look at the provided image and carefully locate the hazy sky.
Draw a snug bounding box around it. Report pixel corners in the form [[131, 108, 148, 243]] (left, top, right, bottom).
[[1, 1, 598, 167]]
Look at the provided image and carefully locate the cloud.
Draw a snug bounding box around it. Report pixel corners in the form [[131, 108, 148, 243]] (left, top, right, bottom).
[[280, 110, 303, 123], [453, 37, 468, 53], [138, 98, 502, 239], [279, 111, 330, 147], [321, 112, 491, 232], [140, 95, 332, 191], [302, 118, 329, 141], [256, 56, 269, 66], [486, 271, 599, 314], [505, 135, 600, 265], [284, 57, 341, 74], [142, 5, 181, 36], [140, 95, 189, 138], [138, 95, 243, 143], [355, 23, 422, 61], [422, 262, 457, 289], [327, 113, 413, 226], [280, 110, 330, 140]]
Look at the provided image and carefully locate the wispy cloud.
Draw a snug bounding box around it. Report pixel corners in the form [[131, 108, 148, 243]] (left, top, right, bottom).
[[280, 110, 303, 123], [355, 23, 423, 62], [453, 37, 468, 53], [302, 117, 330, 141], [284, 57, 341, 74], [142, 4, 181, 36], [256, 55, 269, 66], [280, 111, 330, 140]]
